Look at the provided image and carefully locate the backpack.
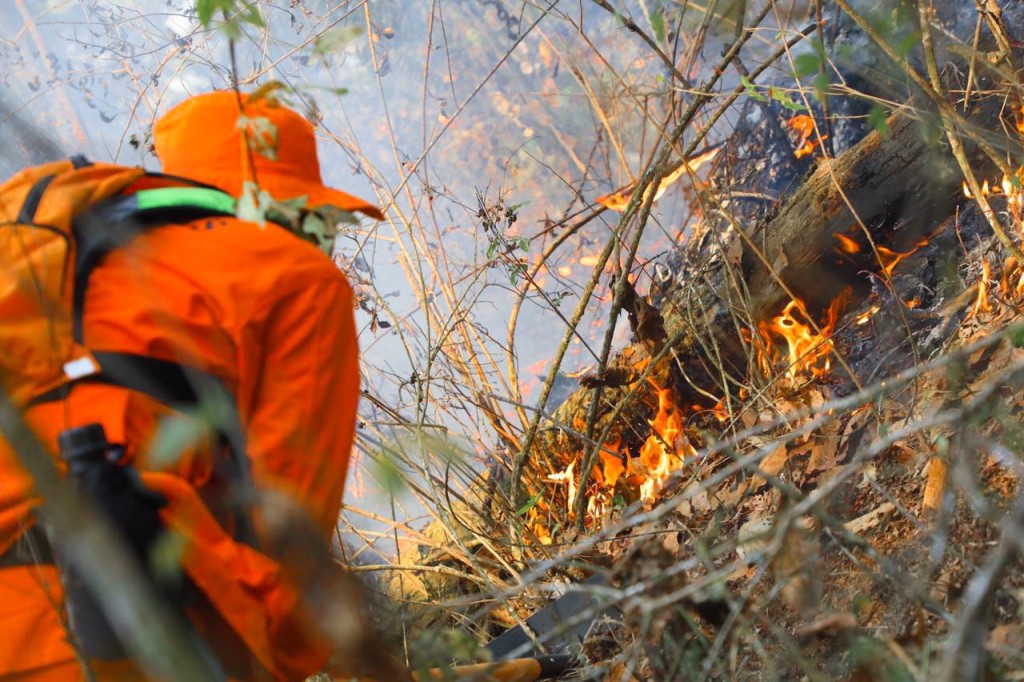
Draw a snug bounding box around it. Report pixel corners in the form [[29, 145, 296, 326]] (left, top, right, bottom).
[[0, 155, 253, 536]]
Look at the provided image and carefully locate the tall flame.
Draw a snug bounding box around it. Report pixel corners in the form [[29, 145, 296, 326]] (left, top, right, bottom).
[[629, 385, 695, 501]]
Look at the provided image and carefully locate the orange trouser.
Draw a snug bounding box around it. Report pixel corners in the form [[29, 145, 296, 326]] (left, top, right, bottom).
[[0, 565, 84, 681]]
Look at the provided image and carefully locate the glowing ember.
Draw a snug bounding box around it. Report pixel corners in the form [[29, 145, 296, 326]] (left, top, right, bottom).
[[787, 114, 827, 159], [758, 292, 848, 382]]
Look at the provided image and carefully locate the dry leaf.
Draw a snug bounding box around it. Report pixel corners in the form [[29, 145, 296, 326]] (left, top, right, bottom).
[[844, 502, 895, 535], [773, 517, 821, 618], [736, 518, 773, 561], [805, 441, 840, 475], [750, 442, 788, 489]]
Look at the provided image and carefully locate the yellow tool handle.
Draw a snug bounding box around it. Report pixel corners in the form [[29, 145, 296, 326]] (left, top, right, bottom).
[[347, 656, 547, 682], [414, 658, 542, 681]]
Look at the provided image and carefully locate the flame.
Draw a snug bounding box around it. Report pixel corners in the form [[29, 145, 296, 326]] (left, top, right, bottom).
[[596, 146, 721, 212], [1001, 257, 1024, 299], [547, 458, 578, 519], [968, 260, 993, 318], [834, 232, 861, 255], [541, 381, 699, 525], [758, 292, 848, 382], [876, 239, 927, 278], [855, 305, 880, 325], [629, 384, 695, 502], [787, 114, 827, 159], [964, 166, 1024, 230]]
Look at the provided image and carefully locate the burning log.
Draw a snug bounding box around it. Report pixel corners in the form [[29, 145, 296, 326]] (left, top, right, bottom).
[[522, 20, 1024, 526], [740, 104, 1013, 325]]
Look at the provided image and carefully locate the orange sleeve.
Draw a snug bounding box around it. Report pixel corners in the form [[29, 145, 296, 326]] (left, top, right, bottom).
[[236, 269, 360, 537]]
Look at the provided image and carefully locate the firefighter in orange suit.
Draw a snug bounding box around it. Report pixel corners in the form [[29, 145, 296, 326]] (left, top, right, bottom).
[[0, 90, 383, 680]]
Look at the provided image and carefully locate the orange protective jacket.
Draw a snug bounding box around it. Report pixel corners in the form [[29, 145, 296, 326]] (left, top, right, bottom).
[[0, 206, 360, 680]]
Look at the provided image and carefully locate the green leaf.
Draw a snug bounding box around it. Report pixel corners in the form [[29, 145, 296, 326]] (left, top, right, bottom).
[[812, 72, 830, 101], [897, 31, 921, 58], [740, 75, 768, 102], [649, 7, 666, 44], [196, 0, 235, 28], [487, 240, 498, 260], [299, 212, 334, 254], [313, 25, 364, 56], [794, 52, 820, 78], [150, 413, 203, 467], [149, 531, 188, 586], [769, 86, 806, 111], [1009, 324, 1024, 348], [219, 17, 243, 40], [517, 491, 543, 516], [237, 181, 273, 226], [868, 105, 889, 138], [374, 454, 407, 497], [237, 115, 279, 160], [518, 237, 530, 252], [238, 1, 263, 26]]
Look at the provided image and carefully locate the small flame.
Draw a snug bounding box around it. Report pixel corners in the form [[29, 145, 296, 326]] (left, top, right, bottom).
[[876, 239, 927, 278], [787, 114, 827, 159], [1001, 258, 1024, 299], [964, 166, 1024, 230], [547, 459, 578, 519], [596, 146, 722, 212], [968, 260, 993, 318], [855, 305, 880, 325], [834, 233, 861, 255]]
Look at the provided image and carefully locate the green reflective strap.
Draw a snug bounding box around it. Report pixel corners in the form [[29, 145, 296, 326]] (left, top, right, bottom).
[[133, 187, 236, 215]]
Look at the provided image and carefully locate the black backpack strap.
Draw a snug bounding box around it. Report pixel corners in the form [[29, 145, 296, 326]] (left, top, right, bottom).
[[30, 351, 257, 546]]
